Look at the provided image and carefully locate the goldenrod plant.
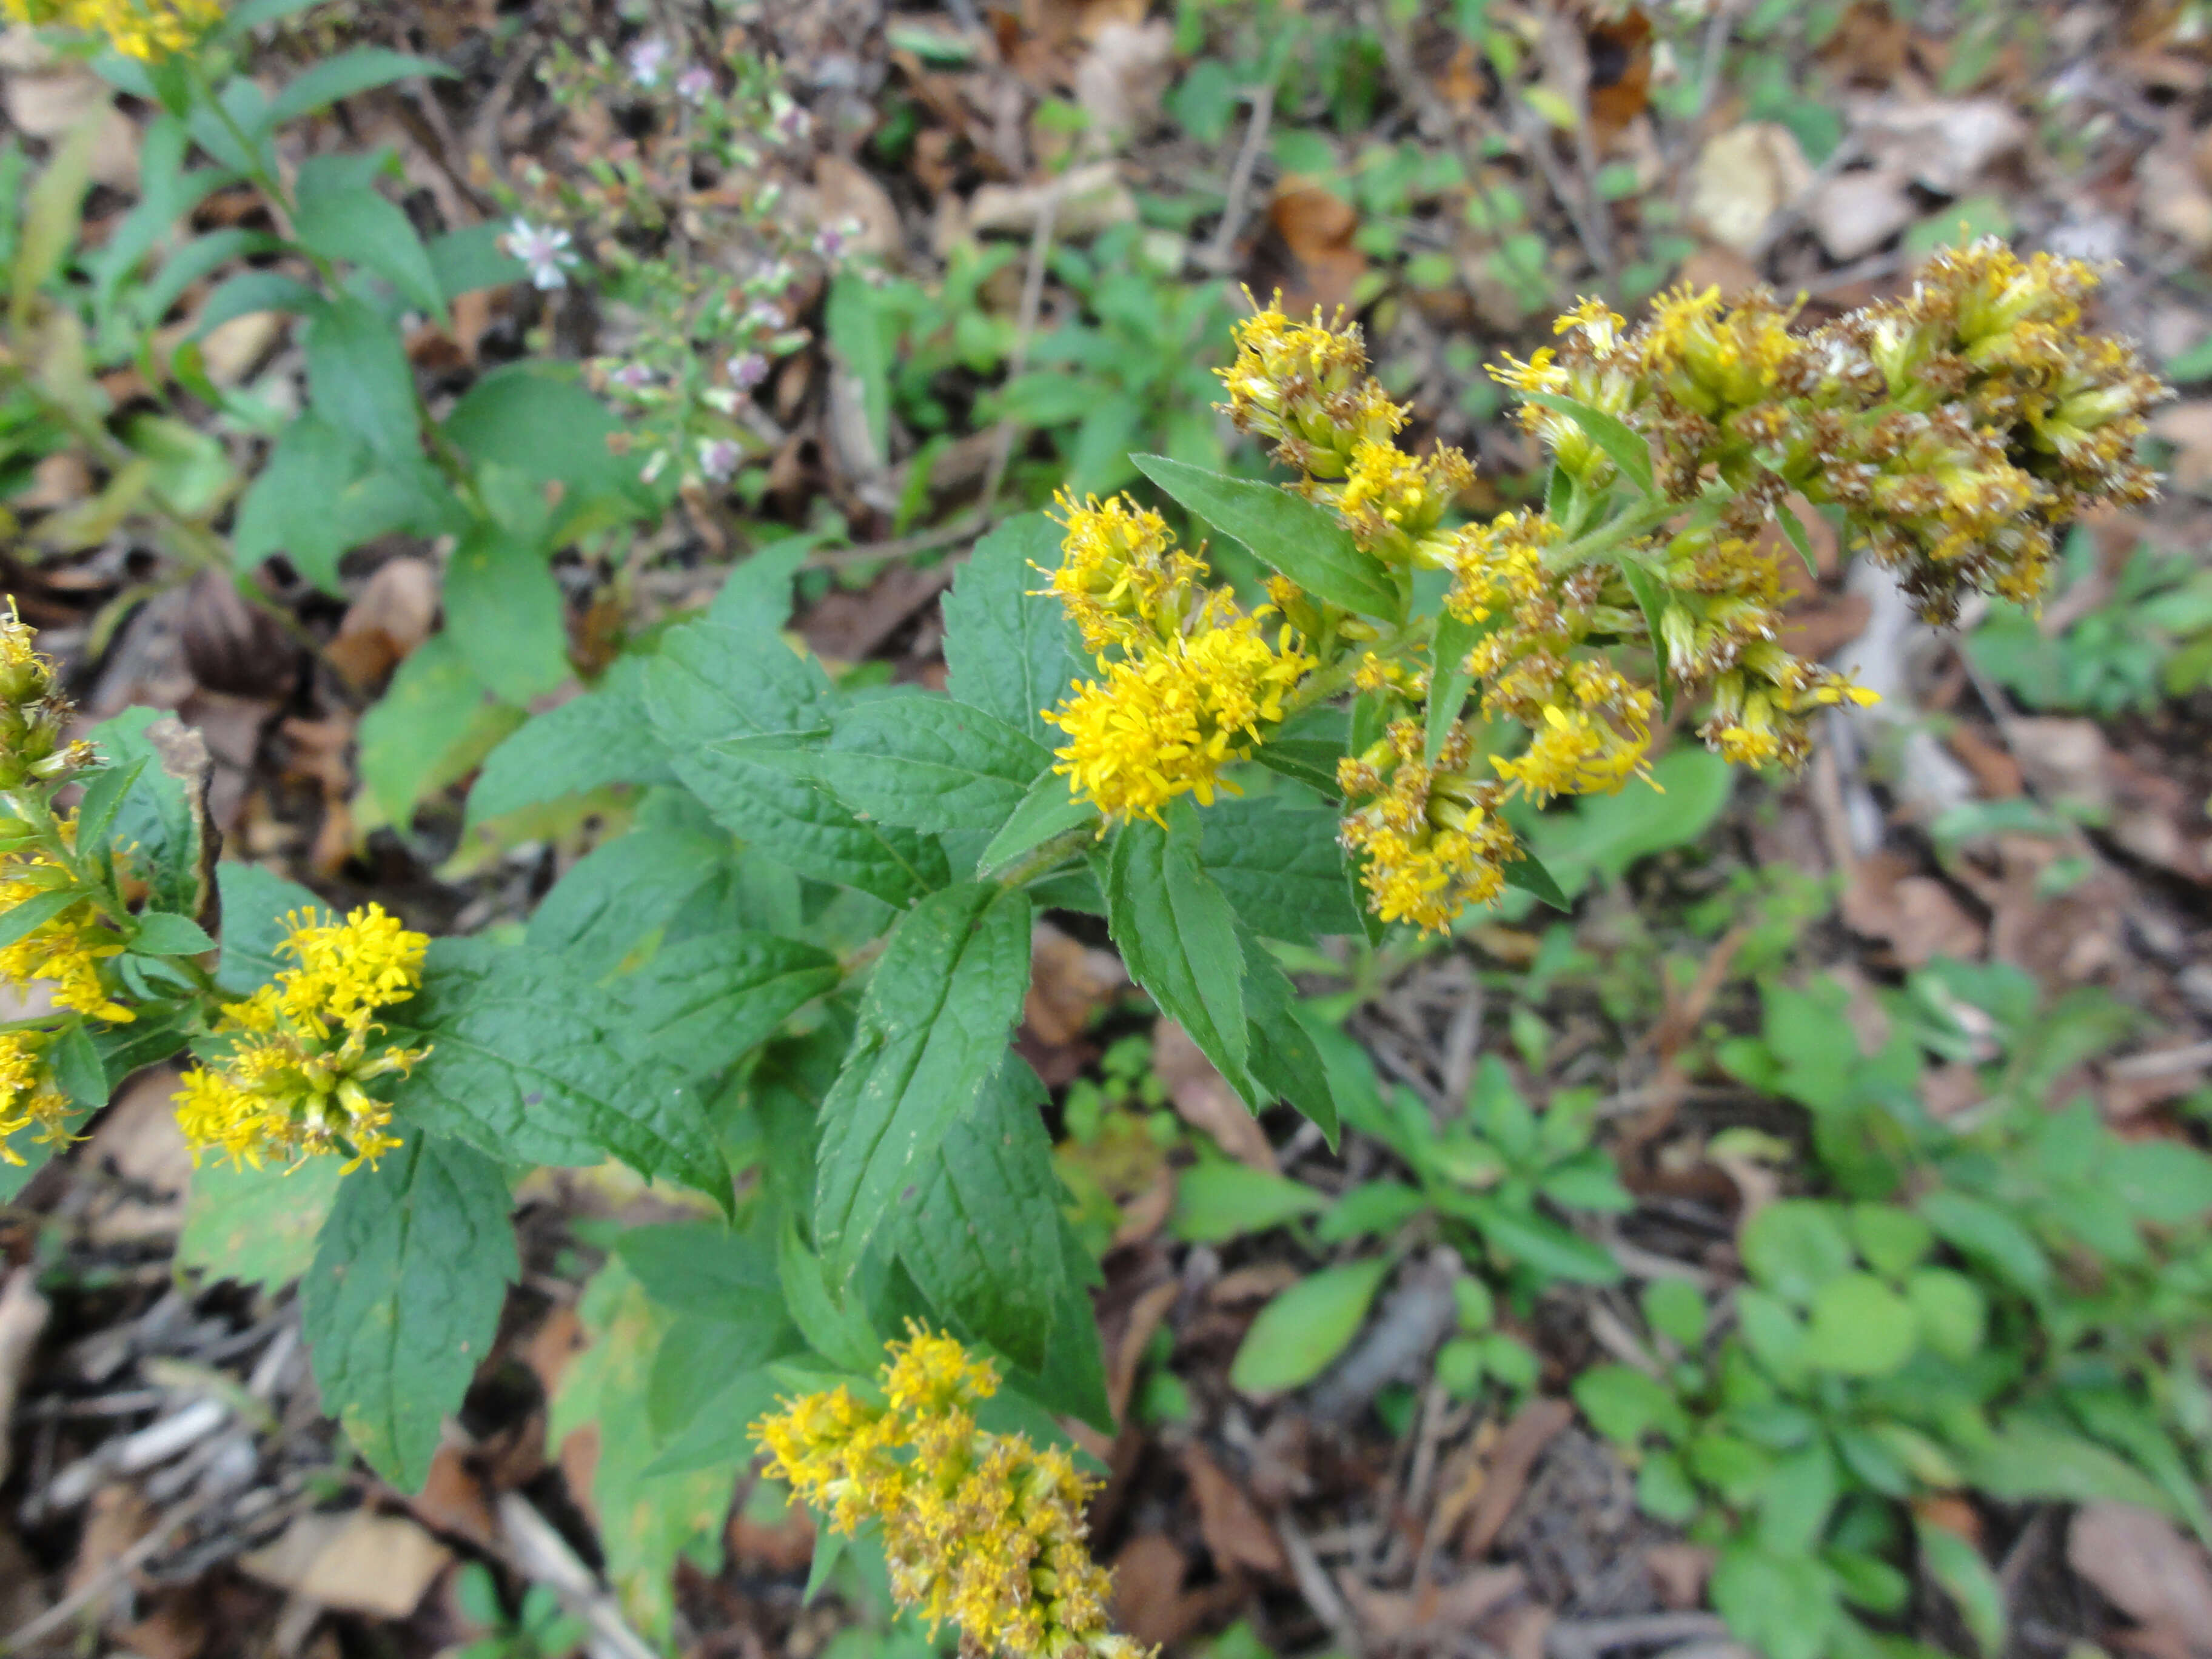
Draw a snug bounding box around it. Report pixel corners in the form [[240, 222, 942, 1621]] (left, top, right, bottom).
[[0, 245, 2170, 1652]]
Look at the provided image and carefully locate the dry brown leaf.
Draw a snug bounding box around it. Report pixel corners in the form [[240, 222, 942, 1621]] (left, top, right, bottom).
[[0, 1527, 50, 1635], [1182, 1445, 1287, 1577], [1841, 852, 1985, 967], [0, 1268, 52, 1488], [2070, 1503, 2212, 1652], [1025, 921, 1128, 1047], [84, 1068, 193, 1246], [1265, 183, 1366, 315], [813, 155, 903, 260], [327, 557, 438, 690], [1644, 1543, 1714, 1609], [405, 1445, 498, 1549], [197, 309, 286, 386], [728, 1493, 816, 1574], [1105, 1278, 1178, 1425], [239, 1510, 453, 1618], [1689, 124, 1811, 254], [1342, 1564, 1526, 1643], [1110, 1534, 1212, 1649], [66, 1484, 153, 1620], [2151, 401, 2212, 493], [1586, 9, 1653, 142], [1943, 723, 2023, 798], [1456, 1398, 1576, 1560], [1072, 21, 1173, 149], [1673, 245, 1763, 304], [970, 161, 1139, 241], [1806, 166, 1917, 263], [1153, 1021, 1275, 1171], [2142, 142, 2212, 252]]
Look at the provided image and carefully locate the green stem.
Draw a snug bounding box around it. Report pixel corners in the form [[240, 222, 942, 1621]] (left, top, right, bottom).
[[1282, 615, 1426, 720], [8, 790, 131, 932], [994, 823, 1098, 893]]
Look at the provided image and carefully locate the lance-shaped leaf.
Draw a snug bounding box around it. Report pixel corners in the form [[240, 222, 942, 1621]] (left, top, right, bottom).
[[813, 882, 1033, 1282], [1105, 812, 1253, 1098], [1133, 454, 1399, 619], [300, 1133, 516, 1492]]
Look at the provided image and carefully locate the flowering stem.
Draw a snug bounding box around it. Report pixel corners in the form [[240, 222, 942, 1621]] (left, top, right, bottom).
[[1282, 616, 1427, 720]]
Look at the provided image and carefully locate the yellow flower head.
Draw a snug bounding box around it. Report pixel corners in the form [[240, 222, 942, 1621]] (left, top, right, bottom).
[[756, 1328, 1148, 1659], [0, 821, 131, 1024], [1046, 612, 1310, 827], [1338, 719, 1524, 933], [173, 903, 430, 1169], [4, 0, 223, 60], [1218, 295, 1401, 479], [0, 1031, 75, 1165], [1040, 493, 1207, 653], [1338, 438, 1475, 553]]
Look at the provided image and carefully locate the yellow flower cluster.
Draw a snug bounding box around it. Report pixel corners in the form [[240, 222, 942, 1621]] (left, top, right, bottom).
[[2, 0, 221, 60], [0, 1031, 75, 1166], [1338, 720, 1521, 931], [0, 822, 130, 1023], [1219, 298, 1475, 558], [0, 605, 92, 793], [175, 903, 430, 1169], [1042, 495, 1310, 826], [755, 1329, 1145, 1659]]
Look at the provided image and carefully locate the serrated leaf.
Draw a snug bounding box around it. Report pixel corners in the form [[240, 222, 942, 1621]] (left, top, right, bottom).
[[816, 697, 1050, 833], [53, 1021, 105, 1107], [1517, 390, 1655, 496], [1240, 936, 1339, 1142], [942, 513, 1087, 746], [441, 366, 651, 536], [1230, 1257, 1389, 1396], [213, 862, 325, 996], [467, 655, 673, 825], [73, 756, 147, 854], [548, 1261, 740, 1640], [975, 771, 1096, 879], [617, 1219, 783, 1320], [130, 911, 215, 956], [179, 1156, 346, 1292], [385, 939, 725, 1200], [300, 1133, 515, 1492], [1199, 796, 1362, 944], [523, 796, 731, 979], [897, 1054, 1066, 1372], [292, 164, 445, 321], [813, 883, 1033, 1282], [608, 933, 840, 1079], [304, 293, 420, 463], [1105, 813, 1252, 1094], [1133, 454, 1400, 618], [444, 517, 569, 705], [0, 888, 81, 948]]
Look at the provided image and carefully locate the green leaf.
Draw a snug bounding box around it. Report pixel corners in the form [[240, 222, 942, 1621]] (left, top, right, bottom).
[[0, 888, 81, 949], [1198, 796, 1362, 944], [442, 365, 651, 535], [609, 933, 840, 1079], [523, 798, 731, 978], [1963, 1414, 2180, 1515], [1759, 1439, 1838, 1556], [645, 618, 946, 905], [813, 883, 1034, 1281], [467, 655, 673, 825], [643, 1367, 786, 1479], [2106, 1138, 2212, 1225], [179, 1156, 346, 1292], [356, 635, 525, 828], [777, 1220, 884, 1372], [1916, 1521, 2005, 1658], [1239, 935, 1338, 1141], [444, 517, 569, 705], [300, 1133, 516, 1493], [1171, 1161, 1327, 1243], [1778, 503, 1819, 578], [1615, 557, 1676, 721], [74, 756, 147, 855], [1803, 1273, 1915, 1376], [617, 1219, 783, 1321], [975, 771, 1096, 879], [53, 1021, 106, 1107], [1515, 390, 1655, 495], [13, 111, 99, 324], [1919, 1190, 2051, 1296], [1740, 1199, 1856, 1305], [85, 708, 212, 922], [266, 48, 455, 127], [304, 294, 421, 463], [1468, 1199, 1621, 1283], [896, 1055, 1068, 1373], [1902, 1268, 1985, 1363], [942, 513, 1088, 746], [386, 939, 725, 1199], [130, 912, 215, 956], [190, 269, 322, 338], [1848, 1204, 1933, 1279], [1501, 850, 1571, 912], [1230, 1257, 1390, 1396], [1711, 1543, 1838, 1659], [427, 221, 526, 300], [1643, 1279, 1707, 1350], [1132, 454, 1399, 619], [1106, 813, 1253, 1097], [547, 1261, 741, 1640], [1426, 609, 1481, 766], [292, 163, 446, 320], [825, 274, 890, 462], [213, 862, 325, 996], [816, 697, 1050, 833]]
